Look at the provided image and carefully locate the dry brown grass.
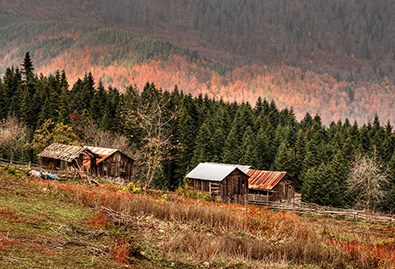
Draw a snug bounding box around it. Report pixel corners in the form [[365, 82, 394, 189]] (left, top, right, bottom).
[[35, 178, 395, 268]]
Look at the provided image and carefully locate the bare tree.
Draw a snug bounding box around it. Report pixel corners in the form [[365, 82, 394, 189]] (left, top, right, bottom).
[[346, 154, 389, 212], [0, 117, 28, 162], [126, 92, 176, 189], [74, 117, 134, 157]]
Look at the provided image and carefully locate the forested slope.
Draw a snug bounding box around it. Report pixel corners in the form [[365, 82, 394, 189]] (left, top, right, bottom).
[[1, 2, 395, 124], [2, 0, 395, 81], [1, 57, 395, 212]]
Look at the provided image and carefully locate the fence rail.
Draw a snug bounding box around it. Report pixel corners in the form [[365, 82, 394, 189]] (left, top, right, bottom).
[[0, 158, 39, 168], [249, 200, 395, 224]]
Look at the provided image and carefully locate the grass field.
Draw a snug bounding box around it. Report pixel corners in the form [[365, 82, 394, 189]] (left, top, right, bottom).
[[1, 165, 395, 268]]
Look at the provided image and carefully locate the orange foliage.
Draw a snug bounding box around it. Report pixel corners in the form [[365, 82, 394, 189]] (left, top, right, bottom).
[[87, 211, 109, 229], [0, 207, 15, 216], [110, 244, 130, 264]]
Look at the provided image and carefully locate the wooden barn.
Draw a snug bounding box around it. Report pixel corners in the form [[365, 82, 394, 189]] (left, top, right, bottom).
[[83, 146, 134, 181], [186, 163, 250, 205], [38, 143, 100, 173], [247, 170, 295, 203]]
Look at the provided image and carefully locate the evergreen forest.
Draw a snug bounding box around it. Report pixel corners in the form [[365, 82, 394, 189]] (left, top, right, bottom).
[[1, 54, 395, 213]]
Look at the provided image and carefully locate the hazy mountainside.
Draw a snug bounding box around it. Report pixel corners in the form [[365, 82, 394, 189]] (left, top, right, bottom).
[[1, 1, 395, 124], [2, 0, 395, 82]]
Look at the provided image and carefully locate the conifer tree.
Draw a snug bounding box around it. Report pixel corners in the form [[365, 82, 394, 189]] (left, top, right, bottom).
[[239, 126, 255, 165], [253, 124, 272, 170], [191, 122, 213, 167], [58, 87, 71, 124], [19, 86, 34, 128], [0, 81, 5, 120], [272, 142, 291, 171], [384, 151, 395, 213], [21, 52, 35, 81], [292, 129, 306, 189], [222, 128, 240, 164], [210, 128, 225, 162], [173, 96, 198, 183]]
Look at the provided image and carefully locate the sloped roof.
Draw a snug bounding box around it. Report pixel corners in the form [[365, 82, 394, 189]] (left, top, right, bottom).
[[186, 163, 250, 182], [83, 146, 134, 168], [38, 143, 87, 162], [247, 169, 289, 190], [203, 162, 251, 173]]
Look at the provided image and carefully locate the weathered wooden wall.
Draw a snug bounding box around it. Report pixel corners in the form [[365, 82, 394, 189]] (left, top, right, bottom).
[[96, 152, 134, 181], [191, 170, 249, 205], [40, 156, 84, 171], [271, 176, 295, 202]]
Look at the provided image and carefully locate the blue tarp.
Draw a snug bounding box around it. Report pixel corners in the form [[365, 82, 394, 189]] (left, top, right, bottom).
[[31, 170, 59, 180]]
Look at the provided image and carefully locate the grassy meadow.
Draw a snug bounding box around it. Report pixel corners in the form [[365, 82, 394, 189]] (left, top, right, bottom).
[[0, 165, 395, 268]]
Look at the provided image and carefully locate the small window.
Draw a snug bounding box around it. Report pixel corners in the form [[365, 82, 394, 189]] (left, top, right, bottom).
[[241, 179, 246, 185], [289, 186, 292, 190]]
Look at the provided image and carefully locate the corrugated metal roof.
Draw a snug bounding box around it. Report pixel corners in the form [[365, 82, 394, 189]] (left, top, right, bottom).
[[38, 143, 86, 162], [203, 162, 251, 173], [186, 163, 250, 182], [247, 169, 287, 190]]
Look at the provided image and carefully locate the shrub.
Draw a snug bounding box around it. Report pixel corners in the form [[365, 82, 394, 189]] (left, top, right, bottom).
[[176, 183, 213, 202], [127, 182, 141, 194], [6, 166, 16, 175]]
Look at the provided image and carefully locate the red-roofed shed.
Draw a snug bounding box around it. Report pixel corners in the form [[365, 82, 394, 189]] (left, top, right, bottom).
[[247, 169, 295, 203], [83, 146, 134, 182]]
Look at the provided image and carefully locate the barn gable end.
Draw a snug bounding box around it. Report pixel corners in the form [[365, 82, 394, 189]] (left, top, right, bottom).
[[187, 163, 250, 205]]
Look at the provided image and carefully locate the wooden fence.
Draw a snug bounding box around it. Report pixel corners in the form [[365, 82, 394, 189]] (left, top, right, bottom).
[[249, 200, 395, 224]]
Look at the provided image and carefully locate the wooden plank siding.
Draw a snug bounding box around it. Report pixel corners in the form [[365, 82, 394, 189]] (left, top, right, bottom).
[[40, 155, 84, 171], [96, 151, 134, 181], [190, 169, 248, 205], [271, 176, 295, 202]]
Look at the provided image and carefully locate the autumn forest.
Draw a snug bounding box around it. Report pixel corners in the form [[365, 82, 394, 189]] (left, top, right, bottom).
[[1, 54, 395, 213]]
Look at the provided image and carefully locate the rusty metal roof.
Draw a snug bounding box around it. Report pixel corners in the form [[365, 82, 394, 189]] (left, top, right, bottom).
[[82, 146, 134, 169], [187, 163, 250, 182], [247, 169, 287, 190], [82, 146, 118, 169]]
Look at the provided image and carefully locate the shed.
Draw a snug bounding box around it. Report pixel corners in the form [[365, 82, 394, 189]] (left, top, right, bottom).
[[38, 143, 100, 172], [83, 146, 134, 181], [186, 162, 250, 205], [247, 169, 295, 203]]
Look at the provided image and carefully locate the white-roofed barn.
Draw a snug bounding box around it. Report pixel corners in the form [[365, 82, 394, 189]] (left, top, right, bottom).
[[186, 162, 250, 205]]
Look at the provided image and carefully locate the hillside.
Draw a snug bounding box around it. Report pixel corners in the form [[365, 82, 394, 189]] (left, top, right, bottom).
[[1, 2, 395, 124], [1, 165, 395, 268], [2, 0, 395, 80]]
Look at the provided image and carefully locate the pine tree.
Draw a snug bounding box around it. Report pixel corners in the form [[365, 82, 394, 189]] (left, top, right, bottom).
[[58, 87, 71, 124], [239, 126, 255, 165], [191, 122, 213, 167], [210, 128, 225, 162], [329, 149, 348, 206], [272, 142, 291, 171], [292, 129, 306, 189], [19, 86, 34, 128], [384, 151, 395, 213], [222, 128, 240, 164], [21, 52, 35, 81], [173, 96, 198, 183]]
